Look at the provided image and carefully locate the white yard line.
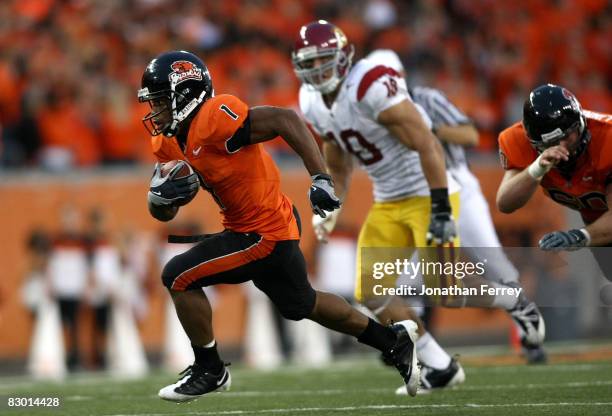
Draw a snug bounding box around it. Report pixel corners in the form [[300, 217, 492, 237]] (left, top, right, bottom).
[[3, 362, 611, 392], [4, 376, 612, 397], [99, 402, 612, 416], [56, 379, 612, 402]]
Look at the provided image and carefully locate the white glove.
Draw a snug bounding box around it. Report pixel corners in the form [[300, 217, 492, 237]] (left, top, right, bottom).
[[312, 208, 341, 243]]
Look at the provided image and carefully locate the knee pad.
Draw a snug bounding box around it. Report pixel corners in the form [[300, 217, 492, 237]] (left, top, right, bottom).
[[277, 303, 311, 321], [161, 257, 181, 290]]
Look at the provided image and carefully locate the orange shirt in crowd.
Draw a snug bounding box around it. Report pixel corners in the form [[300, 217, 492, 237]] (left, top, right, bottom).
[[100, 101, 151, 162], [36, 101, 101, 166]]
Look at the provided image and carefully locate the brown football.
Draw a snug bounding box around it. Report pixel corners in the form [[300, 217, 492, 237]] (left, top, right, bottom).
[[160, 160, 194, 178]]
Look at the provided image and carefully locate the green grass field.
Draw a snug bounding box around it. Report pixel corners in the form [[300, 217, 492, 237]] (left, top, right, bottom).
[[2, 357, 612, 416]]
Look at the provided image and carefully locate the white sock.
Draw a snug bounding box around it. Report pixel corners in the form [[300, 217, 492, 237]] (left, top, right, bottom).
[[493, 294, 519, 310], [416, 332, 451, 370], [489, 282, 520, 310]]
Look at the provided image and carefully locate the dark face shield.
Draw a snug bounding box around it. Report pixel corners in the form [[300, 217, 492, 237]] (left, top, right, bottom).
[[143, 98, 172, 136], [138, 85, 173, 136]]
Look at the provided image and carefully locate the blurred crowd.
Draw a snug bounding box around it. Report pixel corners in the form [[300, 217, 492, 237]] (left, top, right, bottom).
[[0, 0, 610, 169]]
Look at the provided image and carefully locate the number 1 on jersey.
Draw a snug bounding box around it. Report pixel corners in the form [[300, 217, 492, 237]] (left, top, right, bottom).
[[220, 104, 239, 120]]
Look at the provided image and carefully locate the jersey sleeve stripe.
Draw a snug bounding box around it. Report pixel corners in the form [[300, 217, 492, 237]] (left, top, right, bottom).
[[357, 65, 401, 101]]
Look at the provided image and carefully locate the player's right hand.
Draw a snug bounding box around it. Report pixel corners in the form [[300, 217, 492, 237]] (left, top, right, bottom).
[[312, 209, 341, 243], [309, 173, 341, 217], [539, 145, 570, 169], [148, 163, 199, 207], [427, 188, 456, 246], [426, 213, 456, 246], [539, 229, 590, 251]]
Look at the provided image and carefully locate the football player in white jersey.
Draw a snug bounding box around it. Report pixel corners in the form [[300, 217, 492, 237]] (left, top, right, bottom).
[[292, 20, 464, 393], [366, 49, 546, 364]]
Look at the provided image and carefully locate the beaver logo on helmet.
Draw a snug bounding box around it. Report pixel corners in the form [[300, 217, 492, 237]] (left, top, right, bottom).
[[561, 88, 581, 112], [170, 60, 203, 85], [561, 87, 575, 101]]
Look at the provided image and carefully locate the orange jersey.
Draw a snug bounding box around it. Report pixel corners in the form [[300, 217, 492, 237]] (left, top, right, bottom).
[[498, 111, 612, 224], [151, 94, 300, 241]]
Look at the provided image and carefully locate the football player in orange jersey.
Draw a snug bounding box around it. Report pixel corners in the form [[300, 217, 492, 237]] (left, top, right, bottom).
[[497, 84, 612, 253], [137, 50, 421, 402]]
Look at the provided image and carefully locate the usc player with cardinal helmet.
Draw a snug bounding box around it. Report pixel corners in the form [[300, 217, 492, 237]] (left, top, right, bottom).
[[292, 20, 465, 393], [137, 50, 422, 402]]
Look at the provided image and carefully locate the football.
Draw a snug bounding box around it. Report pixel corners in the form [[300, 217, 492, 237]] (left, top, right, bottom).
[[160, 160, 194, 178]]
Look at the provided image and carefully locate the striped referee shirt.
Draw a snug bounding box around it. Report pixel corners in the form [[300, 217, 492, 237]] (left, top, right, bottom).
[[409, 86, 472, 170]]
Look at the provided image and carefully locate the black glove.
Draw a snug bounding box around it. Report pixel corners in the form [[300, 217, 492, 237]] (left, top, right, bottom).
[[147, 163, 200, 207], [308, 173, 341, 218], [539, 229, 590, 251], [426, 188, 456, 245]]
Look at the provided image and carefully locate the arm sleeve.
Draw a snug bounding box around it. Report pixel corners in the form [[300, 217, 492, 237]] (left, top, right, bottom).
[[193, 94, 250, 153], [498, 126, 536, 170], [225, 115, 251, 153], [359, 70, 411, 120]]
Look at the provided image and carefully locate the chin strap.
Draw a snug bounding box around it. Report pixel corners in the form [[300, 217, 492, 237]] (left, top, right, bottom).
[[165, 75, 209, 136]]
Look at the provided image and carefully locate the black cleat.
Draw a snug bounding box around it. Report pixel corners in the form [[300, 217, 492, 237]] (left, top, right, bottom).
[[396, 357, 465, 394], [510, 300, 545, 347], [158, 363, 231, 402], [522, 341, 548, 364], [384, 320, 420, 397]]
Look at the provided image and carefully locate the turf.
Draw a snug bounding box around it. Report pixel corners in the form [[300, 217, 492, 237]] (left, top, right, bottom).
[[2, 358, 612, 416]]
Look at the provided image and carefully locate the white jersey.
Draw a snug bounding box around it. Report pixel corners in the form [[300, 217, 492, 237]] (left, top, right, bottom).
[[300, 58, 459, 202]]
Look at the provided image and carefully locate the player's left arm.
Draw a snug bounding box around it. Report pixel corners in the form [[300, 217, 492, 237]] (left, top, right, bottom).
[[585, 186, 612, 246], [435, 124, 479, 147], [424, 90, 479, 147], [379, 100, 455, 244], [248, 106, 327, 176], [378, 99, 448, 190], [247, 105, 341, 216], [540, 183, 612, 250]]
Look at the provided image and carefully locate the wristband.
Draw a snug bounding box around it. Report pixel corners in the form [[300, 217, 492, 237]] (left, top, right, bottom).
[[312, 173, 333, 183], [430, 188, 451, 214], [579, 228, 591, 246], [527, 154, 551, 180]]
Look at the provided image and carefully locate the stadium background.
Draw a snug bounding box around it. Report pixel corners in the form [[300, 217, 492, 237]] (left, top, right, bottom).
[[0, 0, 611, 371]]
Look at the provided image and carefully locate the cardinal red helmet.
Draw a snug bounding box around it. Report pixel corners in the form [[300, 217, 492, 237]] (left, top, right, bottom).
[[292, 20, 354, 94]]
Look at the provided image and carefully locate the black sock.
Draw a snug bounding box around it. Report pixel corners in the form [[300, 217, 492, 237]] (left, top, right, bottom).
[[357, 318, 397, 353], [192, 342, 224, 373]]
